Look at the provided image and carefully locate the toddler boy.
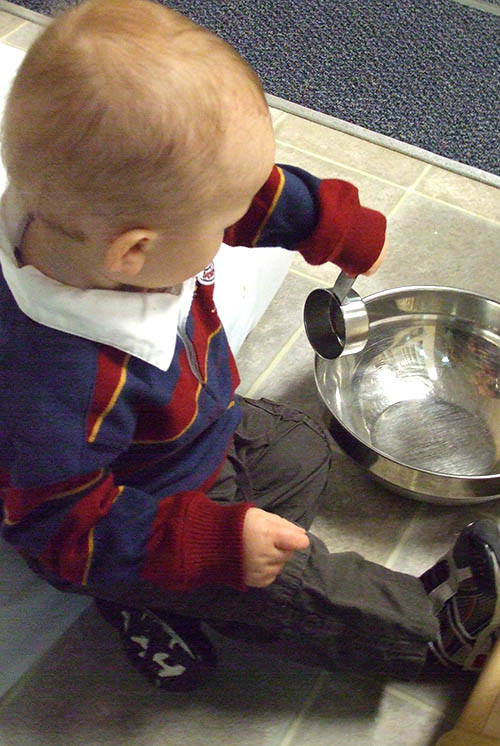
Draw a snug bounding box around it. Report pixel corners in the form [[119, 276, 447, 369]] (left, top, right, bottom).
[[1, 0, 499, 691]]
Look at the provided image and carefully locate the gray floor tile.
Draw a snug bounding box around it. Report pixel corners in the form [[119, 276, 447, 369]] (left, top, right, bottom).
[[274, 114, 427, 187], [275, 141, 406, 218], [310, 459, 418, 566], [0, 606, 321, 746], [388, 670, 475, 730], [0, 9, 22, 36], [290, 251, 343, 286], [236, 271, 318, 395], [4, 20, 42, 50], [242, 325, 324, 420], [416, 166, 500, 223], [269, 106, 285, 124], [368, 193, 500, 301], [287, 672, 448, 746], [387, 502, 500, 590]]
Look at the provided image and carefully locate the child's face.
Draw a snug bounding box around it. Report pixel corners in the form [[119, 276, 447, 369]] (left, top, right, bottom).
[[130, 112, 276, 289]]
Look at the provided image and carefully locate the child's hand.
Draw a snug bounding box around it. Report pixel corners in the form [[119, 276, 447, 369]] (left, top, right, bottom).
[[242, 507, 310, 587], [363, 240, 387, 276]]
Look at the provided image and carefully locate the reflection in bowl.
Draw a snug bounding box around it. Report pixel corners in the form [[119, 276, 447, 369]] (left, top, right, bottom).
[[315, 287, 500, 505]]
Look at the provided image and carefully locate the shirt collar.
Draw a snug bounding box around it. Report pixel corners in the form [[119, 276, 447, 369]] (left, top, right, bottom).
[[0, 187, 195, 371]]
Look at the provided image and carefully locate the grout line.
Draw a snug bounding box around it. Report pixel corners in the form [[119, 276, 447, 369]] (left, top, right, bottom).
[[385, 682, 449, 716], [410, 162, 434, 191], [1, 18, 26, 41], [383, 164, 433, 222], [384, 189, 412, 221], [277, 671, 329, 746], [384, 504, 425, 571], [387, 183, 500, 227], [272, 111, 288, 129], [288, 267, 333, 287], [244, 324, 305, 398], [0, 21, 23, 41], [0, 650, 53, 711], [415, 190, 500, 227], [275, 139, 500, 225], [275, 137, 409, 190]]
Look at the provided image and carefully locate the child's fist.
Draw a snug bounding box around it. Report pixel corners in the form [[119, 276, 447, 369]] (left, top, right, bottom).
[[242, 507, 310, 588], [363, 240, 387, 276]]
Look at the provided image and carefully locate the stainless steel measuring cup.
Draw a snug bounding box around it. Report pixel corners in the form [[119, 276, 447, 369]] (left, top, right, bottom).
[[303, 272, 369, 359]]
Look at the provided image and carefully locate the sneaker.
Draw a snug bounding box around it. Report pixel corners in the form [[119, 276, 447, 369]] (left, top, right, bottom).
[[421, 519, 500, 671], [95, 600, 217, 691]]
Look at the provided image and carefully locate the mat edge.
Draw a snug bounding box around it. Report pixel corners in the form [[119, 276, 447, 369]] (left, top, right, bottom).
[[0, 0, 49, 23], [452, 0, 500, 17], [267, 94, 500, 189]]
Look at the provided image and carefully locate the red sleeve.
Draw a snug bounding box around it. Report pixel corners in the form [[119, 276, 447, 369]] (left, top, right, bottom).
[[297, 179, 387, 275], [224, 165, 386, 275], [142, 490, 252, 592], [2, 470, 254, 594]]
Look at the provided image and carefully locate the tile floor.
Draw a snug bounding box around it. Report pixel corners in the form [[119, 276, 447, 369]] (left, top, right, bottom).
[[0, 3, 500, 745]]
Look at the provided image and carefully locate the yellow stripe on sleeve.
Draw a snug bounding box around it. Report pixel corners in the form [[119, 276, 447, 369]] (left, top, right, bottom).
[[252, 166, 286, 247]]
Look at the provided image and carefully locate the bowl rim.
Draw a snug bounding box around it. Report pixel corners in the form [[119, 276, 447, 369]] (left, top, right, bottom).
[[315, 284, 500, 486], [362, 283, 500, 308]]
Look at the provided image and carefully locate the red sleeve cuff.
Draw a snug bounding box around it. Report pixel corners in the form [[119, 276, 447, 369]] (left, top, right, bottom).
[[142, 491, 254, 593], [297, 179, 387, 275]]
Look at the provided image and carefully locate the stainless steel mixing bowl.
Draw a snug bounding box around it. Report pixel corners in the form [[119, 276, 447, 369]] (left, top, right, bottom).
[[314, 286, 500, 505]]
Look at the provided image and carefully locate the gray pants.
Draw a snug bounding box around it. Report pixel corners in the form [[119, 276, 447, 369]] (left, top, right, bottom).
[[32, 397, 439, 680]]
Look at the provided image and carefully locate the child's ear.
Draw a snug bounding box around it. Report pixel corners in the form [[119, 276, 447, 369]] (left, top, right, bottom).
[[104, 229, 158, 276]]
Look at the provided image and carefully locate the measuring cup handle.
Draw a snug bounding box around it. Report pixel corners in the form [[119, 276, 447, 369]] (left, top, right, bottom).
[[332, 272, 358, 305]]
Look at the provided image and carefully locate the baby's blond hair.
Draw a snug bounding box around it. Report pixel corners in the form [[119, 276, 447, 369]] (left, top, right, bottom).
[[1, 0, 267, 241]]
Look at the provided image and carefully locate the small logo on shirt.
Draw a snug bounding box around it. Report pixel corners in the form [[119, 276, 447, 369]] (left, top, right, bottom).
[[197, 263, 215, 285]]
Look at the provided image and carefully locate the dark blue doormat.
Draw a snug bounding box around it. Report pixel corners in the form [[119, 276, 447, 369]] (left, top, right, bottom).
[[9, 0, 500, 178]]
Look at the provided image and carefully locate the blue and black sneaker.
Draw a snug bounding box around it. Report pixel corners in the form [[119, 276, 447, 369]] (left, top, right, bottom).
[[421, 519, 500, 671], [95, 599, 217, 691]]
